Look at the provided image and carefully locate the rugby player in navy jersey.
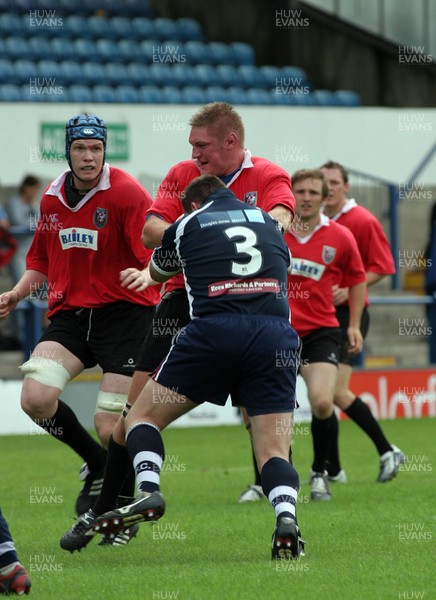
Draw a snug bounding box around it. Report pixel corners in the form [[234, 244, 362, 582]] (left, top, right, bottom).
[[61, 175, 305, 560]]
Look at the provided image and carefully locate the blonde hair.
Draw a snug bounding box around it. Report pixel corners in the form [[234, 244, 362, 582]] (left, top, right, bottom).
[[189, 102, 245, 145]]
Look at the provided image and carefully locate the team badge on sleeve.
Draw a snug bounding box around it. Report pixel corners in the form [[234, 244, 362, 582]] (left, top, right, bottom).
[[243, 191, 258, 206], [93, 208, 108, 229], [322, 245, 336, 264]]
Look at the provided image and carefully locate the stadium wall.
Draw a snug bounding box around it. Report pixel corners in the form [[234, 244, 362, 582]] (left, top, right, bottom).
[[1, 104, 435, 187]]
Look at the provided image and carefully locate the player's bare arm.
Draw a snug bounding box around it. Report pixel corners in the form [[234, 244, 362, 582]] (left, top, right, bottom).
[[141, 215, 172, 249], [268, 205, 293, 232], [332, 284, 349, 305], [347, 281, 366, 355], [366, 271, 385, 286], [0, 269, 47, 320]]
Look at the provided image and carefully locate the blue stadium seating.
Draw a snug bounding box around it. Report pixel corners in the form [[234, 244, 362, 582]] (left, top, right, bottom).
[[230, 42, 256, 66], [171, 64, 199, 88], [87, 16, 110, 40], [0, 13, 22, 37], [147, 63, 174, 87], [14, 59, 36, 84], [68, 84, 93, 103], [4, 37, 29, 60], [115, 85, 140, 103], [184, 41, 210, 66], [259, 65, 282, 90], [153, 18, 181, 42], [27, 37, 52, 61], [335, 90, 361, 106], [237, 65, 265, 89], [280, 65, 309, 89], [35, 60, 61, 80], [138, 40, 158, 63], [73, 39, 100, 63], [215, 65, 242, 88], [160, 86, 183, 104], [226, 87, 249, 105], [125, 63, 149, 87], [180, 86, 207, 104], [208, 42, 233, 66], [106, 63, 133, 86], [92, 85, 117, 103], [96, 39, 123, 63], [82, 62, 110, 86], [131, 17, 156, 41], [0, 84, 21, 101], [177, 18, 204, 42], [0, 60, 16, 85], [64, 16, 92, 39], [138, 85, 163, 103], [245, 88, 271, 105], [118, 40, 142, 63], [58, 61, 84, 86], [110, 17, 132, 40], [194, 64, 221, 87], [51, 38, 76, 61], [292, 93, 317, 106], [312, 89, 339, 106], [204, 86, 230, 103]]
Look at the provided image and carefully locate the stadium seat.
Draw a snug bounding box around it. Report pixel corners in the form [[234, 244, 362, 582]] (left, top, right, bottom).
[[208, 42, 233, 66], [106, 63, 133, 86], [280, 65, 309, 89], [180, 86, 207, 104], [184, 41, 210, 65], [88, 16, 111, 40], [110, 17, 132, 40], [0, 84, 21, 101], [335, 90, 361, 106], [131, 17, 156, 41], [230, 42, 256, 66], [237, 65, 265, 89], [153, 18, 181, 42], [194, 64, 220, 87], [226, 87, 249, 105], [0, 60, 16, 85], [160, 86, 183, 104], [14, 59, 36, 84], [64, 16, 92, 39], [147, 63, 174, 87], [68, 84, 93, 103], [115, 85, 140, 103], [171, 63, 199, 88], [35, 60, 61, 80], [82, 61, 110, 86], [4, 37, 29, 60], [177, 18, 204, 42], [259, 65, 282, 90], [58, 60, 84, 85], [204, 86, 230, 103], [245, 88, 272, 105], [216, 65, 242, 88], [50, 38, 75, 61], [125, 63, 149, 87], [123, 0, 157, 18], [155, 40, 186, 65], [272, 89, 298, 105], [312, 89, 339, 106], [27, 37, 52, 61], [92, 85, 117, 103], [95, 39, 123, 63], [138, 85, 163, 103], [139, 40, 159, 63], [117, 39, 142, 63], [292, 93, 317, 106], [0, 13, 22, 37], [73, 39, 99, 63]]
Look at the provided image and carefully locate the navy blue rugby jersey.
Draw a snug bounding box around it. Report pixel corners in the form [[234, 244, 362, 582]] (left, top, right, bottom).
[[151, 188, 291, 319]]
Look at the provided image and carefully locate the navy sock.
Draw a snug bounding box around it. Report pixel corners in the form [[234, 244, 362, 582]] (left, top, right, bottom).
[[126, 423, 165, 493], [0, 510, 18, 569], [261, 457, 299, 523]]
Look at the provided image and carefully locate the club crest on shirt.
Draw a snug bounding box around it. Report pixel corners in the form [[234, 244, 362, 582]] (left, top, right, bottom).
[[93, 207, 108, 229], [322, 245, 336, 264], [243, 191, 257, 206]]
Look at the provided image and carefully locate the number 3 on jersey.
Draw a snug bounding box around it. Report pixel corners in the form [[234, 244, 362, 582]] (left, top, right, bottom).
[[224, 226, 262, 276]]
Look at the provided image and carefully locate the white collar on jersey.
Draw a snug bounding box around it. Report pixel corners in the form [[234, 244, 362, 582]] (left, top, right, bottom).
[[46, 163, 111, 212], [291, 212, 330, 245], [194, 149, 254, 188], [327, 198, 358, 221]]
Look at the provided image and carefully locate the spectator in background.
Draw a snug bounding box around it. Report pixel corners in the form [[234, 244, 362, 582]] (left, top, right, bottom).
[[5, 175, 41, 283]]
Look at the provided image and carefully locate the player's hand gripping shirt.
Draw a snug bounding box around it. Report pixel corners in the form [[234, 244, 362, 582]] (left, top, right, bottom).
[[26, 165, 160, 316], [148, 151, 295, 293], [151, 188, 292, 320], [285, 214, 366, 337]]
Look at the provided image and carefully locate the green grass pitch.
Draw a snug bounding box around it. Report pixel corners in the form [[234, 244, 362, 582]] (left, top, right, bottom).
[[0, 417, 434, 600]]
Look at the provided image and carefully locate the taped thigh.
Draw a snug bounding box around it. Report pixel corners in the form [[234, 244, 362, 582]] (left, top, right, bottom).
[[95, 391, 128, 416], [20, 357, 71, 391]]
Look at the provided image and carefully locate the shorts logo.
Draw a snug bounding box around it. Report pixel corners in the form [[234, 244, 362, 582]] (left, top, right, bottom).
[[322, 245, 336, 264], [243, 191, 257, 206], [93, 207, 108, 229]]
